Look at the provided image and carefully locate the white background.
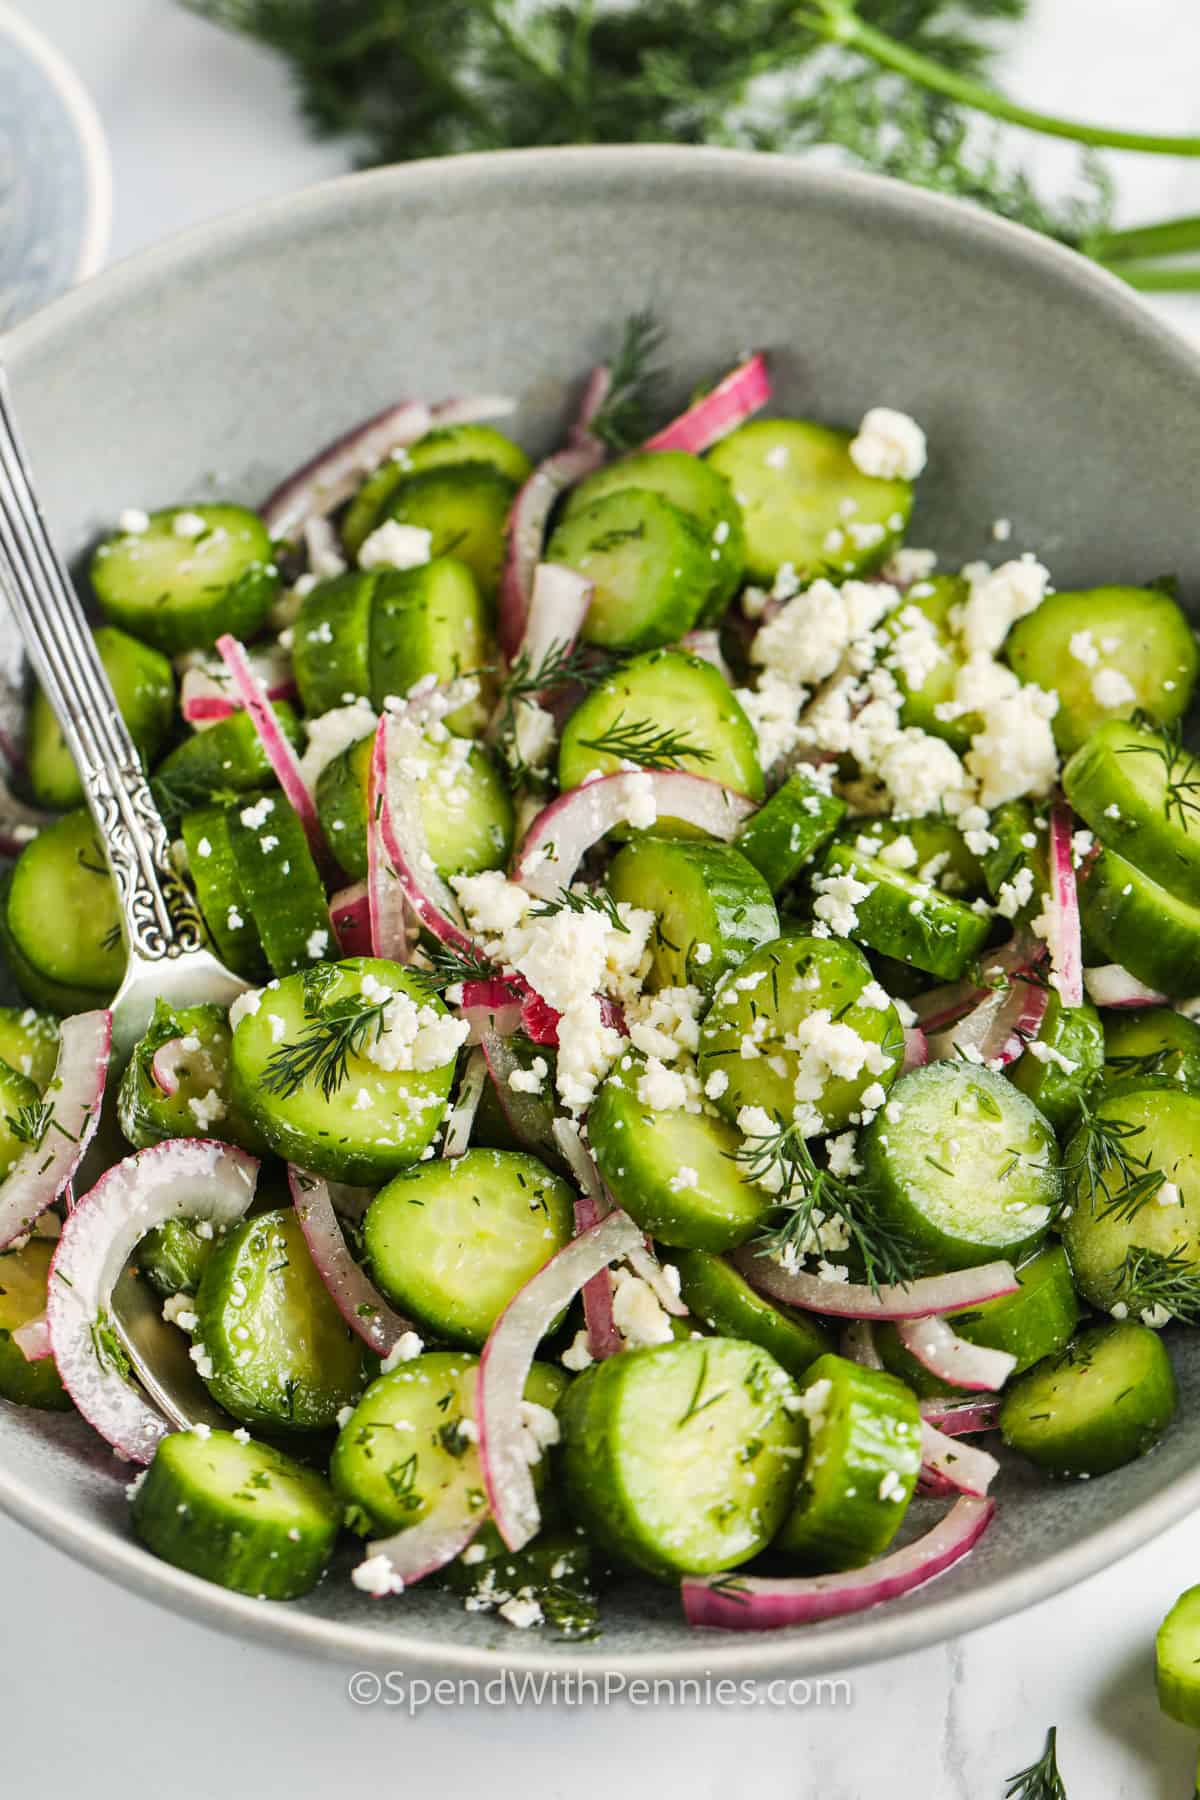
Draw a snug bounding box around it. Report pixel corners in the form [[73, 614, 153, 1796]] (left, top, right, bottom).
[[5, 2, 1200, 1792]]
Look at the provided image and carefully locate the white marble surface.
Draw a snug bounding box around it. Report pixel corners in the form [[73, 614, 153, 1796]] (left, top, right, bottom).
[[5, 3, 1200, 1793]]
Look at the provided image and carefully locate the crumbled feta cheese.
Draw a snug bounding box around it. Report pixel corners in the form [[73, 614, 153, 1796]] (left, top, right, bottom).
[[239, 796, 275, 831], [229, 988, 262, 1029], [352, 1553, 405, 1597], [826, 1131, 862, 1178], [1069, 629, 1099, 669], [358, 521, 433, 571], [187, 1089, 226, 1131], [611, 1269, 673, 1347], [509, 1056, 549, 1094], [296, 700, 378, 791], [172, 510, 207, 540], [958, 558, 1049, 657], [561, 1329, 595, 1372], [498, 1594, 544, 1630], [380, 1331, 424, 1373], [119, 507, 150, 535], [849, 407, 927, 481], [1091, 667, 1136, 709]]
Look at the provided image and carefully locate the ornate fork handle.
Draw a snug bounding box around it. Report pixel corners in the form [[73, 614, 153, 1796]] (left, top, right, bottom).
[[0, 371, 205, 962]]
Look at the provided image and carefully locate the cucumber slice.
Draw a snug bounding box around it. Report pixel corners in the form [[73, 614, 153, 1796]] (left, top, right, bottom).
[[606, 836, 777, 994], [229, 958, 459, 1184], [706, 419, 912, 585], [0, 871, 110, 1016], [846, 814, 989, 900], [315, 727, 513, 886], [0, 1006, 60, 1089], [131, 1428, 341, 1599], [877, 575, 971, 751], [384, 463, 516, 602], [1078, 845, 1200, 999], [589, 1051, 772, 1251], [180, 807, 267, 980], [1064, 718, 1200, 903], [1104, 1008, 1200, 1093], [363, 1148, 574, 1348], [999, 1321, 1177, 1477], [1157, 1586, 1200, 1728], [558, 648, 764, 813], [331, 1351, 565, 1537], [370, 559, 492, 734], [225, 796, 330, 978], [564, 450, 747, 622], [1006, 586, 1199, 757], [440, 1529, 597, 1637], [671, 1248, 831, 1376], [1008, 993, 1105, 1132], [862, 1062, 1059, 1271], [1060, 1086, 1200, 1313], [136, 1217, 221, 1300], [154, 702, 303, 818], [29, 627, 174, 810], [194, 1206, 370, 1430], [774, 1353, 921, 1569], [6, 809, 122, 999], [560, 1337, 803, 1578], [91, 504, 279, 654], [0, 1238, 71, 1410], [546, 490, 714, 651], [697, 934, 903, 1134], [817, 842, 991, 981], [118, 999, 266, 1155], [736, 771, 847, 896], [980, 799, 1048, 927], [0, 1057, 43, 1180], [292, 572, 376, 717], [343, 426, 533, 559]]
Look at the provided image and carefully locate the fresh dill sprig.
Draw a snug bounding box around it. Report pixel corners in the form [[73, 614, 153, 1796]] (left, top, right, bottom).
[[1117, 713, 1200, 832], [586, 311, 666, 453], [5, 1099, 52, 1148], [1064, 1096, 1166, 1223], [578, 711, 713, 772], [1105, 1048, 1179, 1082], [262, 994, 391, 1101], [416, 939, 506, 995], [530, 886, 629, 933], [1005, 1726, 1068, 1800], [1112, 1244, 1200, 1326], [497, 639, 606, 711]]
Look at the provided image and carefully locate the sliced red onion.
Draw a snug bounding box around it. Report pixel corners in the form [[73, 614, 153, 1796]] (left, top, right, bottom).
[[303, 514, 347, 580], [920, 1421, 1000, 1498], [180, 644, 294, 728], [478, 1208, 644, 1550], [643, 353, 771, 456], [1084, 964, 1169, 1009], [571, 1191, 622, 1362], [731, 1248, 1019, 1321], [919, 1395, 1002, 1436], [47, 1140, 259, 1463], [682, 1495, 994, 1631], [365, 755, 413, 965], [625, 1240, 689, 1317], [902, 1027, 929, 1073], [13, 1311, 50, 1361], [499, 452, 602, 659], [442, 1049, 487, 1159], [928, 976, 1048, 1071], [261, 400, 433, 541], [431, 393, 516, 431], [215, 634, 329, 868], [357, 1510, 484, 1598], [459, 980, 525, 1044], [840, 1320, 884, 1368], [897, 1316, 1016, 1393], [1045, 801, 1083, 1009], [911, 933, 1044, 1033], [571, 365, 612, 446], [149, 1037, 189, 1099], [288, 1167, 416, 1356], [552, 1117, 684, 1321], [330, 881, 373, 956], [518, 562, 593, 677], [326, 1181, 377, 1225], [0, 1010, 111, 1250], [369, 712, 476, 953], [917, 1468, 961, 1499], [514, 771, 755, 900], [679, 629, 733, 684]]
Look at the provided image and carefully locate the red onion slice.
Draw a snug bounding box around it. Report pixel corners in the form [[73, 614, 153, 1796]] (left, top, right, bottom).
[[919, 1395, 1001, 1436], [902, 1027, 929, 1073], [731, 1248, 1020, 1321], [519, 562, 593, 676], [682, 1495, 994, 1631], [1045, 801, 1083, 1009], [0, 1010, 111, 1250], [514, 771, 755, 900], [180, 645, 294, 728], [679, 629, 733, 684], [288, 1167, 416, 1355], [261, 400, 433, 540], [919, 1421, 1000, 1498], [911, 933, 1045, 1033], [1084, 964, 1169, 1008], [644, 353, 771, 456], [572, 1191, 622, 1361], [442, 1049, 487, 1159], [499, 452, 603, 658], [897, 1316, 1016, 1393], [216, 634, 329, 868], [330, 881, 373, 956], [149, 1037, 189, 1099], [13, 1311, 50, 1361], [478, 1208, 644, 1550], [47, 1140, 259, 1463], [928, 976, 1048, 1071], [840, 1320, 884, 1369], [356, 1511, 485, 1598], [551, 1116, 684, 1317], [369, 713, 476, 953]]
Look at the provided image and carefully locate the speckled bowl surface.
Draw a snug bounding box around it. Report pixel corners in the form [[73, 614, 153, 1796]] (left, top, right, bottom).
[[2, 147, 1200, 1678]]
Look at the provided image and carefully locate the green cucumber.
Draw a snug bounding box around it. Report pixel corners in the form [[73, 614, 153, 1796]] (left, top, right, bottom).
[[999, 1322, 1177, 1477], [136, 1217, 221, 1300], [343, 425, 532, 559], [0, 1006, 60, 1089], [292, 572, 376, 717], [0, 871, 110, 1017], [774, 1353, 921, 1569], [224, 796, 330, 978], [0, 1238, 71, 1409], [1063, 717, 1200, 903], [363, 1148, 574, 1348], [118, 999, 266, 1155], [878, 575, 971, 751], [369, 559, 492, 733], [980, 799, 1048, 927], [1078, 845, 1200, 999], [180, 807, 267, 980], [1157, 1586, 1200, 1728], [131, 1428, 341, 1599], [735, 771, 847, 895], [546, 490, 714, 651], [845, 814, 988, 900], [383, 463, 516, 602], [817, 841, 992, 981], [6, 808, 122, 1000], [153, 702, 303, 816], [29, 627, 174, 809], [672, 1248, 832, 1377], [606, 836, 778, 994], [0, 1057, 44, 1180], [1104, 1008, 1200, 1093], [91, 504, 279, 654], [1008, 993, 1105, 1132], [560, 1338, 803, 1578]]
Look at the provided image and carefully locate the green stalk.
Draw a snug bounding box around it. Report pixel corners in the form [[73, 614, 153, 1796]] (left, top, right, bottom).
[[1097, 259, 1200, 293], [1087, 214, 1200, 263], [797, 2, 1200, 155]]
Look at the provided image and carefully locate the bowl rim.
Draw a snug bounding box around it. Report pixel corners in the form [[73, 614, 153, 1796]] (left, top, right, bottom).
[[4, 143, 1200, 1677]]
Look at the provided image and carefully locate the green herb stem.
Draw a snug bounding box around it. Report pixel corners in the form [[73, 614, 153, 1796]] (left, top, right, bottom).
[[1098, 259, 1200, 293], [1087, 213, 1200, 263]]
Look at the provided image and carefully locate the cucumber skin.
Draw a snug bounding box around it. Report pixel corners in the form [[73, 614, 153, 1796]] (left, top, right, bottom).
[[385, 463, 516, 603], [29, 626, 175, 810], [999, 1322, 1177, 1478], [224, 798, 330, 979], [6, 809, 123, 998], [547, 490, 714, 652], [118, 998, 266, 1155], [92, 506, 280, 655], [1157, 1586, 1200, 1728], [0, 1240, 71, 1410], [136, 1218, 219, 1300], [180, 807, 268, 981], [672, 1248, 831, 1377], [1008, 995, 1106, 1133], [819, 842, 991, 982], [606, 836, 778, 995], [154, 702, 303, 813], [342, 426, 532, 557], [368, 559, 492, 734], [1103, 1008, 1200, 1093], [292, 572, 376, 716], [0, 872, 110, 1016], [1078, 845, 1200, 998], [1064, 719, 1200, 904], [736, 772, 847, 894]]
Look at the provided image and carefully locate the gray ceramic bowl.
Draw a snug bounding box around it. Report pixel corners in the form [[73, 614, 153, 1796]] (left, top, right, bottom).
[[2, 147, 1200, 1679]]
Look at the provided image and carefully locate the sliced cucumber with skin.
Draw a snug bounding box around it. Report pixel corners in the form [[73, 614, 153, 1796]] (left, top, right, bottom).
[[589, 1051, 773, 1252], [558, 648, 764, 811], [180, 806, 267, 980], [118, 998, 266, 1155], [774, 1353, 921, 1569], [342, 426, 533, 559], [1063, 717, 1200, 903], [0, 1006, 60, 1089], [0, 871, 110, 1017], [1157, 1586, 1200, 1728], [845, 814, 988, 900], [91, 504, 279, 654], [291, 572, 376, 717], [369, 559, 492, 733], [981, 799, 1048, 928], [706, 419, 912, 585], [154, 702, 303, 816], [6, 808, 122, 999], [0, 1238, 71, 1410], [878, 575, 971, 751], [606, 836, 777, 995], [817, 841, 991, 982], [671, 1248, 832, 1377], [136, 1217, 221, 1300], [1006, 585, 1199, 757], [1078, 845, 1200, 998], [1104, 1008, 1200, 1093], [698, 933, 903, 1134], [194, 1206, 370, 1430], [229, 958, 459, 1184], [561, 1338, 803, 1579], [384, 463, 516, 603], [363, 1148, 574, 1348], [0, 1057, 43, 1180], [1008, 993, 1105, 1133], [29, 626, 174, 810], [131, 1428, 341, 1599], [224, 796, 330, 978], [546, 490, 714, 651], [999, 1322, 1177, 1477], [736, 771, 847, 895], [563, 449, 747, 622], [862, 1062, 1059, 1272], [1060, 1086, 1200, 1313]]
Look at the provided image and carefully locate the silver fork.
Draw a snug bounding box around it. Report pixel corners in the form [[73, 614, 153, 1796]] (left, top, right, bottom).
[[0, 366, 251, 1428]]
